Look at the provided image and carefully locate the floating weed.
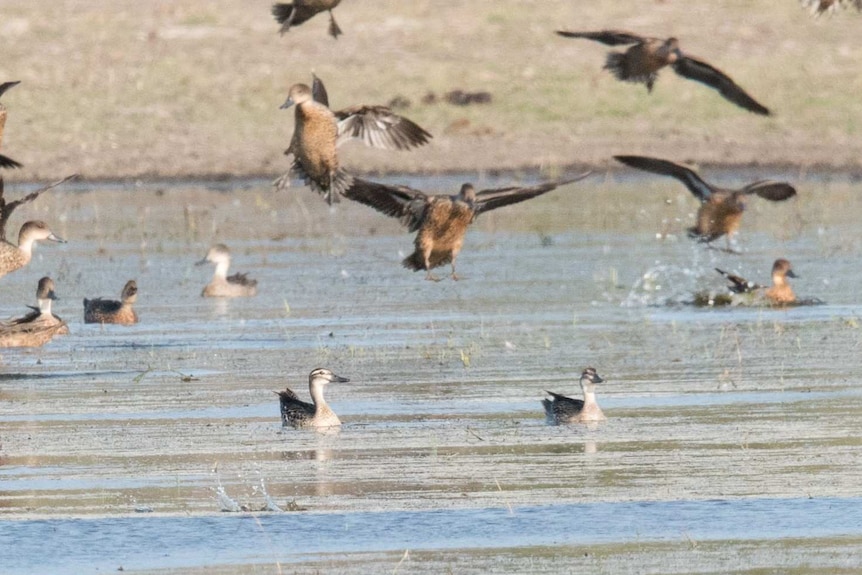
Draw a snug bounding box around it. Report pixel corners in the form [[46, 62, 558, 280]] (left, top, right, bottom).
[[282, 299, 291, 315], [459, 348, 471, 368]]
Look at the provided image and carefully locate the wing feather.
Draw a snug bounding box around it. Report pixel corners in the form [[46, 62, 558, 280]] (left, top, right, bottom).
[[672, 56, 770, 116]]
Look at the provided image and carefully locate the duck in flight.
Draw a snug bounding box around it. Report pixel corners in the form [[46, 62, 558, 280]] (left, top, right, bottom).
[[276, 74, 432, 205], [272, 1, 343, 39], [614, 155, 796, 251], [345, 173, 590, 280], [555, 30, 771, 115]]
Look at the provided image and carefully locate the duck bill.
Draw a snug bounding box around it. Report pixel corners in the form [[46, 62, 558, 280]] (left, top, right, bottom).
[[195, 257, 209, 267], [47, 232, 66, 243], [593, 375, 604, 384], [279, 96, 295, 110], [333, 375, 350, 383], [786, 270, 798, 278]]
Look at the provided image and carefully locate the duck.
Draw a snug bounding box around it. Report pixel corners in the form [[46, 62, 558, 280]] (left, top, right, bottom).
[[542, 367, 606, 424], [83, 280, 139, 325], [344, 173, 591, 280], [272, 0, 343, 38], [801, 0, 862, 15], [275, 74, 432, 205], [614, 155, 796, 251], [275, 368, 350, 428], [555, 30, 770, 115], [0, 220, 65, 280], [714, 258, 798, 305], [0, 80, 22, 169], [197, 244, 258, 298], [0, 276, 69, 348]]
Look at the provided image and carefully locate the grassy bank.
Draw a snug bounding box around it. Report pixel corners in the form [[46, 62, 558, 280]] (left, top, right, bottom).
[[0, 0, 860, 180]]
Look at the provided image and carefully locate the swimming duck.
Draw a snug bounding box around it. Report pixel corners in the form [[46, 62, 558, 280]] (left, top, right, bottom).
[[0, 276, 69, 347], [83, 280, 139, 325], [555, 30, 770, 115], [275, 368, 350, 428], [0, 81, 22, 169], [543, 367, 606, 424], [197, 244, 258, 298], [272, 0, 343, 38], [614, 155, 796, 251], [715, 258, 798, 305], [0, 220, 65, 280], [801, 0, 861, 15], [275, 74, 432, 205], [345, 173, 590, 280]]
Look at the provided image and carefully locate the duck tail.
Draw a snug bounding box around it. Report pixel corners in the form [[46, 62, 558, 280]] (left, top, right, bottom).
[[603, 52, 628, 81], [541, 398, 554, 417]]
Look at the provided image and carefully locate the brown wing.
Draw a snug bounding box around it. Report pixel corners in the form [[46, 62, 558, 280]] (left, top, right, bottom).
[[472, 172, 591, 216], [555, 30, 646, 45], [740, 180, 797, 202], [334, 105, 432, 151], [614, 155, 714, 202], [344, 178, 430, 231], [672, 56, 770, 116]]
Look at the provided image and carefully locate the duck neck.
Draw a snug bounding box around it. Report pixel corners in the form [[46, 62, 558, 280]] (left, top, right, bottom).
[[309, 381, 328, 413], [37, 297, 53, 316], [772, 273, 787, 288], [16, 234, 35, 261], [213, 260, 230, 280]]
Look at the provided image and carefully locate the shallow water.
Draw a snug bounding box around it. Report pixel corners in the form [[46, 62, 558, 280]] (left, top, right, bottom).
[[1, 172, 862, 573]]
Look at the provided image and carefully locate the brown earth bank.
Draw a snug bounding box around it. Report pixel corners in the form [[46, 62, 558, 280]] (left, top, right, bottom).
[[0, 1, 861, 180]]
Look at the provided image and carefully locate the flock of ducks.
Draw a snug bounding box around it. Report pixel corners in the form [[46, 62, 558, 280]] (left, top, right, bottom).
[[0, 2, 848, 429]]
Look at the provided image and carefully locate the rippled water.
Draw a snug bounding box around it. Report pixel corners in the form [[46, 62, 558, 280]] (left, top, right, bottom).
[[1, 172, 862, 573]]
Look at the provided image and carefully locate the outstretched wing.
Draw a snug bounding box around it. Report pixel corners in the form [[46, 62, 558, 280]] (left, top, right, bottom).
[[614, 155, 714, 202], [473, 173, 591, 217], [715, 268, 761, 293], [555, 30, 646, 46], [334, 105, 432, 151], [344, 178, 430, 231], [0, 174, 78, 241], [741, 180, 797, 202], [672, 56, 770, 116]]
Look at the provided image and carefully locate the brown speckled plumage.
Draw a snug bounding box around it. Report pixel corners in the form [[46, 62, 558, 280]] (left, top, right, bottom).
[[275, 368, 350, 429], [275, 75, 432, 205], [83, 280, 139, 325], [556, 30, 770, 115], [614, 155, 796, 251], [346, 173, 590, 280], [0, 220, 65, 279]]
